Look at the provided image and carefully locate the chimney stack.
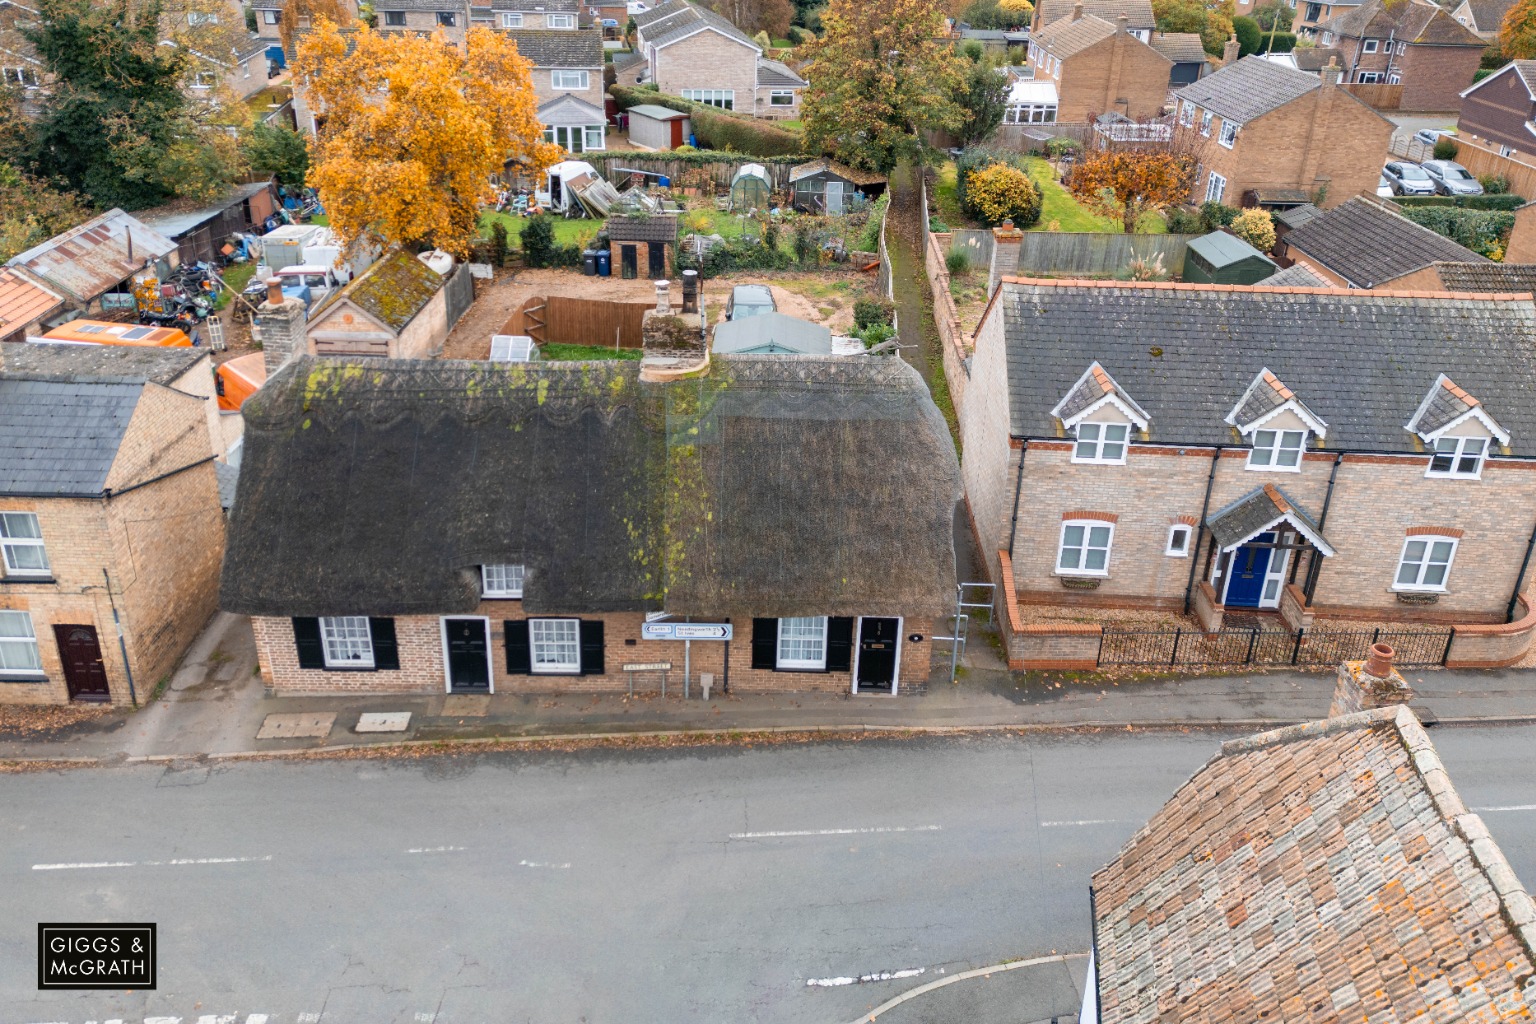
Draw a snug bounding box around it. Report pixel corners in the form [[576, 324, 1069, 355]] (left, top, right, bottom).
[[1329, 644, 1415, 718], [654, 278, 671, 314], [1222, 32, 1240, 65], [1320, 55, 1342, 88], [257, 276, 309, 380], [1117, 12, 1127, 30], [1072, 1, 1082, 19]]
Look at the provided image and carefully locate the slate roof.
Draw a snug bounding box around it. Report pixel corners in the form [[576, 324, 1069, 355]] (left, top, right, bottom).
[[327, 250, 444, 332], [1228, 368, 1319, 430], [507, 26, 602, 66], [1459, 0, 1515, 32], [610, 49, 645, 73], [635, 0, 757, 50], [1034, 14, 1118, 58], [1406, 374, 1487, 436], [756, 56, 805, 87], [537, 92, 606, 126], [1320, 0, 1484, 45], [220, 356, 960, 619], [1052, 362, 1149, 425], [1291, 45, 1343, 71], [1206, 483, 1330, 551], [1273, 203, 1322, 229], [1281, 197, 1487, 288], [1433, 261, 1536, 293], [0, 342, 206, 386], [987, 279, 1536, 453], [1148, 31, 1205, 63], [216, 460, 239, 511], [5, 209, 178, 306], [607, 213, 678, 242], [0, 269, 63, 340], [1259, 263, 1328, 287], [1175, 55, 1323, 125], [1033, 0, 1154, 29], [1092, 706, 1536, 1024], [711, 313, 832, 355], [0, 378, 142, 497]]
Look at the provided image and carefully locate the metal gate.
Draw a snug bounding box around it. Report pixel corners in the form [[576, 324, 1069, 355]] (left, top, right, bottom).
[[443, 262, 475, 330], [1098, 626, 1454, 669]]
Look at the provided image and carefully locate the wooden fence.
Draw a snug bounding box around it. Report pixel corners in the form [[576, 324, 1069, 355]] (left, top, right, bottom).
[[583, 155, 801, 192], [1438, 141, 1536, 201], [1013, 232, 1202, 278], [503, 294, 655, 348], [1343, 82, 1404, 110]]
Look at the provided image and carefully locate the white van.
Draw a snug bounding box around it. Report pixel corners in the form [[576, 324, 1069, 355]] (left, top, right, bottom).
[[276, 264, 347, 305]]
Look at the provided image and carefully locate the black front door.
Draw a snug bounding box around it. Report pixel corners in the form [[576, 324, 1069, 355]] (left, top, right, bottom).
[[647, 243, 666, 279], [855, 618, 900, 694], [55, 624, 111, 702], [443, 618, 490, 693], [620, 244, 638, 279]]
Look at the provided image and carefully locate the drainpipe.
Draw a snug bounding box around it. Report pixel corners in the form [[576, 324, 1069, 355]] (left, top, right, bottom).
[[1506, 517, 1536, 622], [1183, 446, 1223, 614], [103, 568, 138, 708], [1303, 452, 1343, 602], [1088, 885, 1103, 1024], [1006, 439, 1029, 559]]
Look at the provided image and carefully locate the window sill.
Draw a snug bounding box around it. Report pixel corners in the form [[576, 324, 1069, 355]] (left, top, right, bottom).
[[482, 594, 524, 601], [0, 673, 48, 683], [775, 664, 829, 673], [320, 663, 377, 672], [1244, 463, 1302, 472], [1425, 471, 1482, 480], [1, 576, 57, 585], [531, 667, 582, 676], [1071, 457, 1127, 466]]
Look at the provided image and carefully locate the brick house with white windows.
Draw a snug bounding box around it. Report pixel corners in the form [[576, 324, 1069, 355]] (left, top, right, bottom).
[[1173, 53, 1391, 209], [374, 0, 471, 44], [1456, 62, 1536, 176], [1316, 0, 1484, 112], [960, 278, 1536, 669], [1029, 0, 1154, 37], [1025, 11, 1172, 122], [221, 357, 959, 697], [631, 0, 805, 119], [0, 375, 226, 705], [506, 27, 607, 152], [471, 0, 581, 31], [1448, 0, 1514, 40]]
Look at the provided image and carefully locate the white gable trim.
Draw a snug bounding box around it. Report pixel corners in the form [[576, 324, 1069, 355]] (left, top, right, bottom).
[[1423, 405, 1510, 446], [1461, 60, 1531, 100], [1218, 510, 1337, 557], [1048, 362, 1151, 431], [1241, 398, 1329, 439], [1061, 392, 1147, 431], [649, 23, 760, 55]]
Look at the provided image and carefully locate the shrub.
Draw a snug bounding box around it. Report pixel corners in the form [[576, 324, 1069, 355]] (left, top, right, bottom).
[[1199, 201, 1238, 232], [1261, 32, 1297, 52], [792, 218, 818, 265], [609, 85, 804, 156], [1045, 136, 1081, 159], [946, 249, 971, 274], [962, 160, 1043, 227], [521, 213, 555, 267], [929, 217, 950, 232], [962, 39, 985, 62], [1433, 137, 1459, 160], [858, 193, 888, 250], [859, 322, 897, 348], [1397, 206, 1514, 257], [1166, 207, 1203, 233], [675, 236, 793, 278], [854, 297, 895, 330], [1480, 174, 1511, 194], [489, 220, 509, 266], [1230, 208, 1276, 251], [786, 25, 805, 44], [1233, 15, 1262, 55], [1394, 193, 1525, 211]]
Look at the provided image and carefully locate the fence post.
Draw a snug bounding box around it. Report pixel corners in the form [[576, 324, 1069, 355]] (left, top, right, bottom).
[[1291, 627, 1303, 665], [1097, 629, 1105, 666], [1442, 627, 1455, 666], [1245, 628, 1258, 665], [1170, 628, 1181, 666]]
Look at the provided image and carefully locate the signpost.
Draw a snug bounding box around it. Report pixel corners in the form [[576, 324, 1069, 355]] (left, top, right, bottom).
[[639, 622, 732, 698]]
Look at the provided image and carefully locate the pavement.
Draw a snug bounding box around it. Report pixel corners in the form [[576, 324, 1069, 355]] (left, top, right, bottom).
[[6, 611, 1536, 764]]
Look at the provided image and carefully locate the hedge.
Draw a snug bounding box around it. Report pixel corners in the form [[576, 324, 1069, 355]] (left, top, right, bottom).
[[1396, 206, 1514, 256], [591, 149, 813, 168], [1259, 32, 1297, 52], [1392, 194, 1527, 211], [610, 85, 809, 157]]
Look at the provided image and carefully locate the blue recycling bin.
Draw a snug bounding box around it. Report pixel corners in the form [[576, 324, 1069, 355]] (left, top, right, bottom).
[[658, 175, 671, 188], [596, 249, 611, 277]]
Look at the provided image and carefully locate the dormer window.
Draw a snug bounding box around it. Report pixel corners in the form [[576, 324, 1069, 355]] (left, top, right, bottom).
[[1406, 375, 1507, 482], [1428, 436, 1485, 477], [1227, 369, 1326, 475], [1247, 429, 1306, 470], [1075, 422, 1128, 463]]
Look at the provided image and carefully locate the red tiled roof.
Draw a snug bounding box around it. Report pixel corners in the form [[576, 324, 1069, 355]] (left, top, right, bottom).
[[0, 269, 63, 339]]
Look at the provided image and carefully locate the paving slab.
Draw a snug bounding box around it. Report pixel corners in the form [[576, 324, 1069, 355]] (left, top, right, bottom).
[[443, 694, 491, 717], [355, 712, 412, 733], [256, 712, 336, 740]]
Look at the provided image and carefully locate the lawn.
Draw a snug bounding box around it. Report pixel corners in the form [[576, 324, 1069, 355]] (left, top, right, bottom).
[[931, 158, 1165, 234], [540, 343, 642, 361], [479, 210, 603, 248], [216, 262, 258, 310]]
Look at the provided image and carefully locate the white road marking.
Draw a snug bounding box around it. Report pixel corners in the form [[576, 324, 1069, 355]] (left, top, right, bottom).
[[298, 1014, 322, 1023], [406, 846, 468, 854], [32, 861, 137, 871], [517, 859, 571, 869], [145, 1018, 182, 1024], [33, 856, 272, 870], [730, 826, 942, 839], [1472, 804, 1536, 812], [414, 1014, 437, 1023], [246, 1017, 270, 1024], [807, 968, 926, 987], [195, 1016, 237, 1024], [1041, 819, 1128, 827]]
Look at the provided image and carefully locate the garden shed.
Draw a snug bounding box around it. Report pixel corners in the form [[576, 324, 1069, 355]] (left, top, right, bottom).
[[789, 160, 888, 214], [626, 104, 691, 151], [730, 164, 772, 212], [1182, 231, 1278, 285]]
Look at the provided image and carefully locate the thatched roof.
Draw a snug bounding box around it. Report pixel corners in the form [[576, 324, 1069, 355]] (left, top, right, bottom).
[[221, 356, 959, 619]]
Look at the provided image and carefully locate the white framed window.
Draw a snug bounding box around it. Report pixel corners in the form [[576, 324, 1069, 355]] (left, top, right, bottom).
[[501, 11, 523, 25], [776, 616, 828, 670], [1073, 422, 1129, 464], [320, 616, 374, 668], [1362, 37, 1378, 52], [0, 610, 43, 676], [1427, 436, 1486, 477], [1388, 73, 1400, 84], [191, 70, 216, 89], [548, 12, 575, 26], [1218, 120, 1238, 148], [1205, 170, 1226, 203], [1395, 536, 1457, 592], [770, 89, 795, 105], [1247, 428, 1305, 470], [384, 10, 406, 24], [1395, 40, 1405, 53], [1052, 57, 1060, 78], [530, 617, 581, 673], [582, 124, 605, 149], [481, 564, 525, 598], [0, 512, 49, 577], [1200, 109, 1213, 136], [1179, 100, 1195, 127], [1356, 71, 1383, 83], [1005, 103, 1057, 123], [1166, 524, 1193, 557], [682, 88, 734, 109], [1501, 144, 1517, 157], [187, 10, 219, 24], [437, 10, 457, 24], [1058, 520, 1114, 576], [552, 69, 589, 89], [3, 67, 40, 86], [262, 8, 279, 23]]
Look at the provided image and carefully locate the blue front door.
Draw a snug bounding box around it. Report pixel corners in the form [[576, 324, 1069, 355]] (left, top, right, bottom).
[[1224, 533, 1274, 608]]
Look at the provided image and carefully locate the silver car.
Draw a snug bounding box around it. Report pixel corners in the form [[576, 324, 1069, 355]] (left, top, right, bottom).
[[1382, 161, 1437, 196], [1420, 159, 1484, 196]]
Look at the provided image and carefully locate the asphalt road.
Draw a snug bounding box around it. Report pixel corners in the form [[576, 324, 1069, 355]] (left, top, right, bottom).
[[5, 726, 1535, 1024]]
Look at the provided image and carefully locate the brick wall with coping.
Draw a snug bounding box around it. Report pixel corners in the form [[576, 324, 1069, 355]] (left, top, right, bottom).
[[1445, 597, 1536, 668], [925, 230, 971, 416]]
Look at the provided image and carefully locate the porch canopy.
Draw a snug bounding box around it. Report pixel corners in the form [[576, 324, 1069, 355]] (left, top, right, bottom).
[[1207, 483, 1335, 556], [1205, 484, 1337, 609]]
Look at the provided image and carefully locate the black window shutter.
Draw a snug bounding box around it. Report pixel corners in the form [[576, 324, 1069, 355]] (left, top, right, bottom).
[[751, 618, 778, 670], [826, 617, 855, 672], [293, 617, 325, 669], [369, 618, 399, 671], [505, 620, 531, 674], [579, 620, 605, 676]]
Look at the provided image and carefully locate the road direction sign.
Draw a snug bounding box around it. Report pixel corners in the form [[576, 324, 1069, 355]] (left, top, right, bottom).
[[640, 622, 733, 641]]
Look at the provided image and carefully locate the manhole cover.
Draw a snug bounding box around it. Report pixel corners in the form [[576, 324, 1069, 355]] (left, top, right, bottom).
[[356, 712, 412, 733], [256, 712, 336, 740]]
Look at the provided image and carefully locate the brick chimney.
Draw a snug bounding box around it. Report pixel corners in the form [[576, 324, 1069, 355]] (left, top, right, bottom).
[[256, 277, 309, 380], [1117, 12, 1128, 31], [1329, 643, 1415, 718], [1072, 1, 1083, 19], [1222, 32, 1240, 65], [1320, 55, 1342, 88]]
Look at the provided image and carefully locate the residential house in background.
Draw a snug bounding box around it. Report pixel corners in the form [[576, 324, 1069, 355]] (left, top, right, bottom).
[[1029, 0, 1154, 39], [1279, 0, 1364, 38], [1449, 0, 1514, 39], [1317, 0, 1484, 112], [221, 357, 959, 698], [477, 0, 582, 30], [509, 27, 607, 152], [4, 210, 179, 320], [631, 0, 806, 119], [0, 375, 226, 705], [374, 0, 470, 44], [960, 279, 1536, 646], [1148, 32, 1207, 85], [1277, 196, 1487, 288], [1456, 62, 1536, 174], [1174, 55, 1391, 209], [0, 270, 64, 344], [1433, 261, 1536, 292], [1025, 12, 1172, 122]]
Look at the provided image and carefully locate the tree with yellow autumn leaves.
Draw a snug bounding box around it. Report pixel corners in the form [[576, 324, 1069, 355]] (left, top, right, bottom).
[[294, 19, 561, 256]]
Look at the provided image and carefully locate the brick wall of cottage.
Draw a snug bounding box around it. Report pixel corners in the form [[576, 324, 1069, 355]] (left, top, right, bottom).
[[379, 9, 467, 45], [1395, 44, 1482, 112], [254, 608, 935, 695], [1046, 32, 1172, 122], [1188, 84, 1390, 208], [649, 31, 758, 114], [528, 64, 606, 111]]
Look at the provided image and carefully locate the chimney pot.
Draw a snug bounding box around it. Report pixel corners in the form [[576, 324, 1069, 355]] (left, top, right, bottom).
[[1364, 643, 1394, 679], [265, 276, 284, 306], [1072, 1, 1082, 19], [654, 278, 670, 314]]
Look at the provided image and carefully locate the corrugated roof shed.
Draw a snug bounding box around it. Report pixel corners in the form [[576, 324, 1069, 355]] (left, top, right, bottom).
[[4, 209, 177, 306], [0, 269, 64, 340], [0, 377, 142, 496], [133, 181, 275, 241]]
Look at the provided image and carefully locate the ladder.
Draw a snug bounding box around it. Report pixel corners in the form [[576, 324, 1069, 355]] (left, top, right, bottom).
[[205, 315, 226, 352], [933, 582, 996, 684]]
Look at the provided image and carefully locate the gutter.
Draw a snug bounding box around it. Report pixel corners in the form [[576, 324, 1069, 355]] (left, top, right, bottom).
[[104, 455, 219, 499]]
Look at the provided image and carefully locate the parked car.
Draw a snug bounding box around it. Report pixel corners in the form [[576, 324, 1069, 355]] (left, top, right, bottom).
[[726, 284, 776, 321], [1420, 159, 1484, 196], [1413, 128, 1456, 147], [1377, 174, 1395, 198], [1382, 161, 1437, 196]]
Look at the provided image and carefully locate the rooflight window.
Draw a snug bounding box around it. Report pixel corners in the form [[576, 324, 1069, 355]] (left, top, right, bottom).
[[1247, 429, 1305, 471], [1427, 436, 1485, 478], [1074, 422, 1129, 464]]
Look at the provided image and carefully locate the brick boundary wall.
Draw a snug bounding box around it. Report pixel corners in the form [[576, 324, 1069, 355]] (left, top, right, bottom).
[[925, 229, 971, 417], [997, 550, 1104, 670], [1444, 597, 1536, 669]]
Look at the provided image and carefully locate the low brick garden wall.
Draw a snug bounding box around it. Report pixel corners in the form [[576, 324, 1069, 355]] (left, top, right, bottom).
[[1444, 598, 1536, 669]]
